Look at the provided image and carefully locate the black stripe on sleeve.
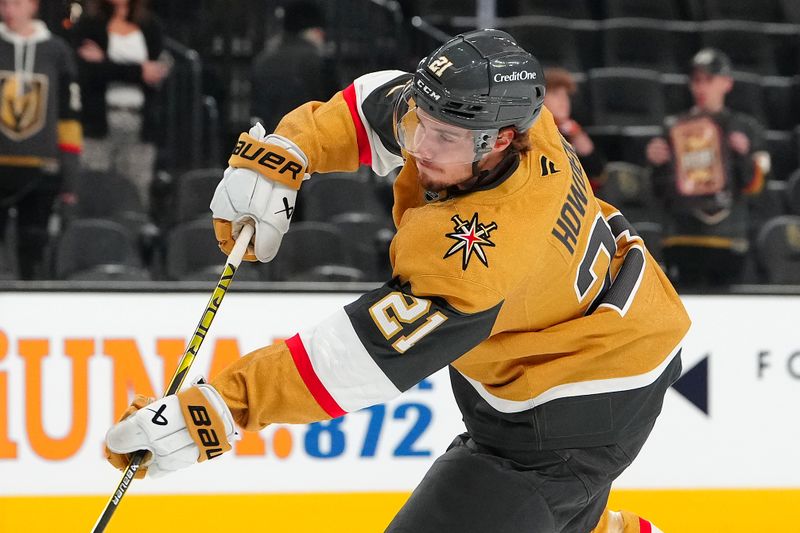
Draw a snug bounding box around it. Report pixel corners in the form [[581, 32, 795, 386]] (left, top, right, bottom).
[[344, 279, 502, 392]]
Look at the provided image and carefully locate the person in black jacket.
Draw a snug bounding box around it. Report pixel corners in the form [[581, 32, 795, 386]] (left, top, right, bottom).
[[250, 1, 332, 133], [71, 0, 169, 207]]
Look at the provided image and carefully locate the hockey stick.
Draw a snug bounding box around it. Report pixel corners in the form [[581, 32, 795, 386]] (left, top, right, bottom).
[[90, 223, 255, 533]]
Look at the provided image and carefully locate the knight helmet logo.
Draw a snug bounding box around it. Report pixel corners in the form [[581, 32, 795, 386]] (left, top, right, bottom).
[[0, 72, 48, 141], [444, 213, 497, 270]]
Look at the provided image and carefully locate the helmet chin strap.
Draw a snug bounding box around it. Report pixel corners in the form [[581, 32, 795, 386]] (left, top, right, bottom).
[[470, 160, 492, 188]]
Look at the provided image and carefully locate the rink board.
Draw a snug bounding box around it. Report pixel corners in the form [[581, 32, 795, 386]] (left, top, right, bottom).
[[0, 291, 798, 530]]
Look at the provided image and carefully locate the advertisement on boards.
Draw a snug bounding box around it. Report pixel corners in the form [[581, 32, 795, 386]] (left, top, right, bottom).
[[0, 292, 799, 497]]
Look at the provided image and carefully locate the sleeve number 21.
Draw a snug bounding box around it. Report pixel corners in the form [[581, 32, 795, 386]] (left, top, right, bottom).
[[369, 292, 448, 353]]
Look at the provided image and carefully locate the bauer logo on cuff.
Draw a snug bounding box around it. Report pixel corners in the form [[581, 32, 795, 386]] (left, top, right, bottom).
[[178, 387, 233, 463], [229, 133, 307, 190], [187, 405, 227, 460]]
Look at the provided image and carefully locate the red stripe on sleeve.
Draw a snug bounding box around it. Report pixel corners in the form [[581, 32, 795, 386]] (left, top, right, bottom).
[[58, 143, 82, 154], [342, 83, 372, 166], [285, 334, 347, 418], [639, 518, 652, 533]]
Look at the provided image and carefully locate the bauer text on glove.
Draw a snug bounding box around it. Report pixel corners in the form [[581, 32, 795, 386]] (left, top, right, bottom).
[[210, 122, 310, 262]]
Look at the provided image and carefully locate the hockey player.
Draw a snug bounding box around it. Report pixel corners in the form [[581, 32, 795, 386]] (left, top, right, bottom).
[[106, 30, 688, 532]]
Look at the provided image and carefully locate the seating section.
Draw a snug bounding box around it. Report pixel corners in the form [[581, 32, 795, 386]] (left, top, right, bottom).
[[4, 0, 799, 287]]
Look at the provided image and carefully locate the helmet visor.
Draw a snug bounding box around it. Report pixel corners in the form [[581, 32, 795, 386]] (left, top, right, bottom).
[[395, 84, 499, 165]]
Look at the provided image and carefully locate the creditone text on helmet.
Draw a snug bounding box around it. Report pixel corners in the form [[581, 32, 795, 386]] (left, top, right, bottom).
[[493, 71, 538, 82]]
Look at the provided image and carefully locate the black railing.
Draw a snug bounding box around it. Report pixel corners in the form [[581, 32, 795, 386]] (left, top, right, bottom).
[[159, 38, 205, 171]]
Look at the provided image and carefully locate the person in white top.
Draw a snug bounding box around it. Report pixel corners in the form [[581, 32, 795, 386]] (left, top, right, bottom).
[[72, 0, 169, 208]]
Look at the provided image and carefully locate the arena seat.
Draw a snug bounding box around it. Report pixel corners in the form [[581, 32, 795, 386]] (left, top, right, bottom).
[[172, 167, 224, 226], [54, 219, 143, 280], [499, 17, 584, 72], [701, 21, 779, 76], [762, 76, 798, 131], [263, 221, 356, 281], [588, 67, 666, 127], [604, 0, 682, 19], [300, 172, 387, 222], [330, 211, 394, 281], [602, 19, 699, 73], [765, 130, 796, 182], [786, 169, 800, 215], [703, 0, 786, 23], [165, 218, 260, 281], [755, 215, 800, 283], [519, 0, 594, 19]]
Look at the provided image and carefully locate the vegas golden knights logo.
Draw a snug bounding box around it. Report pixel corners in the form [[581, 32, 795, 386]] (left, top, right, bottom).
[[0, 71, 48, 141]]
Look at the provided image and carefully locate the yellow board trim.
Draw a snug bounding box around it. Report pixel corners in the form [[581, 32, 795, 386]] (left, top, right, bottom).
[[1, 489, 798, 532]]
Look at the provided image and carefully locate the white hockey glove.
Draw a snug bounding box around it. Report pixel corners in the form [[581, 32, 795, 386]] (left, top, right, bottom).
[[211, 122, 309, 262], [105, 382, 236, 478]]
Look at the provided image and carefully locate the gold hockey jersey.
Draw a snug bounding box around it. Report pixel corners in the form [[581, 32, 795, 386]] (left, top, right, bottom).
[[211, 71, 691, 450]]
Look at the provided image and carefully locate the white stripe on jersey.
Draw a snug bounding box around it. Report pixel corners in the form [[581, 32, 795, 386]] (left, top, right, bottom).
[[298, 308, 402, 412], [352, 70, 407, 176], [456, 339, 685, 413]]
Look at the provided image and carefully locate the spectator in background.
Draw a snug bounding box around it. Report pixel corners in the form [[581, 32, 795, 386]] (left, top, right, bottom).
[[646, 48, 770, 288], [544, 67, 606, 190], [250, 0, 330, 133], [0, 0, 82, 279], [71, 0, 169, 207]]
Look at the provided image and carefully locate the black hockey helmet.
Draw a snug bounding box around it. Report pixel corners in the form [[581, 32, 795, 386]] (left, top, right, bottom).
[[407, 29, 546, 133]]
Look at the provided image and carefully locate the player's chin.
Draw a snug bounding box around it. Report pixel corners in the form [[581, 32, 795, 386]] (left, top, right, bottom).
[[418, 175, 446, 192]]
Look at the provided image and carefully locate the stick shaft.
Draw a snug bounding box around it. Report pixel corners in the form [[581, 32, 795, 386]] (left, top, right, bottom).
[[91, 224, 254, 533]]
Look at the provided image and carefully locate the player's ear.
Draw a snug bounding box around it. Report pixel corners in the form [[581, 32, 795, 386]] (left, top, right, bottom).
[[493, 128, 515, 153]]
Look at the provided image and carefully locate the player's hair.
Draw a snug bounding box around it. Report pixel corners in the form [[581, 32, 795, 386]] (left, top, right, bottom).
[[506, 127, 532, 155]]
